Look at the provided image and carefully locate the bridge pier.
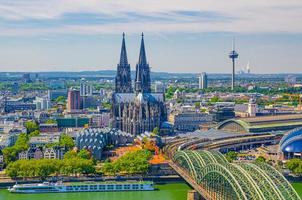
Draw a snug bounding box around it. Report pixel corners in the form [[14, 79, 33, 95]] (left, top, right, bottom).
[[187, 190, 203, 200]]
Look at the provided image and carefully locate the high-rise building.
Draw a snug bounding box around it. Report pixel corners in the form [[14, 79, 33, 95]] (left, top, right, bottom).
[[198, 72, 208, 89], [22, 73, 31, 83], [80, 78, 93, 96], [67, 88, 81, 112], [34, 97, 51, 110], [111, 33, 167, 135]]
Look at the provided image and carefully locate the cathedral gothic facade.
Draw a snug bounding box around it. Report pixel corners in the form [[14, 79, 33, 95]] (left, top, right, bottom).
[[110, 33, 167, 135]]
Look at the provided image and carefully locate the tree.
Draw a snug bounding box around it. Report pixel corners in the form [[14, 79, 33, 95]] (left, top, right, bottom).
[[29, 130, 40, 137], [225, 151, 238, 163], [77, 149, 91, 160], [59, 134, 75, 149], [255, 156, 266, 163], [63, 150, 78, 159], [2, 133, 29, 165], [286, 159, 302, 175], [55, 96, 66, 103], [25, 121, 39, 134], [45, 119, 57, 124], [102, 150, 152, 175], [152, 127, 160, 136], [209, 96, 221, 103]]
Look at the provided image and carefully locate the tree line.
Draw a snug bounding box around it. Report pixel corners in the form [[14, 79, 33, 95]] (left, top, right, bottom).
[[5, 149, 95, 180], [102, 150, 152, 175]]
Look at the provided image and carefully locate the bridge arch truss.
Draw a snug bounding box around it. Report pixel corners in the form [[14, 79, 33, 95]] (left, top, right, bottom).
[[173, 150, 300, 200]]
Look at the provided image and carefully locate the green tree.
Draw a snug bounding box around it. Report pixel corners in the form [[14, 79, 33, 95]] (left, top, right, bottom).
[[25, 121, 39, 134], [45, 119, 57, 124], [286, 159, 302, 175], [102, 150, 152, 175], [255, 156, 266, 163], [152, 127, 160, 136], [2, 133, 29, 165], [63, 150, 78, 159], [77, 149, 91, 160], [225, 151, 238, 163], [55, 96, 66, 103], [28, 130, 40, 137], [59, 134, 75, 149]]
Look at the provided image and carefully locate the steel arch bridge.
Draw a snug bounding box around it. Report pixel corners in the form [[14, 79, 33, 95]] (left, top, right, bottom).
[[173, 150, 301, 200]]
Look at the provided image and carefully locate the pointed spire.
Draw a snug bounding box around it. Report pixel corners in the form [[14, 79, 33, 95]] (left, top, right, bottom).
[[119, 32, 128, 65], [232, 36, 236, 51], [115, 33, 132, 93], [138, 32, 147, 65]]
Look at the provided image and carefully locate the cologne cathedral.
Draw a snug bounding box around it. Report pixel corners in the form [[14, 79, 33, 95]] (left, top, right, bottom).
[[110, 33, 167, 135]]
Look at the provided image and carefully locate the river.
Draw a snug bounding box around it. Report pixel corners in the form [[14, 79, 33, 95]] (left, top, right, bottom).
[[0, 183, 191, 200]]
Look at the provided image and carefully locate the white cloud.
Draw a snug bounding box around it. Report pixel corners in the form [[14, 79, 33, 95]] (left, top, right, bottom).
[[0, 0, 302, 35]]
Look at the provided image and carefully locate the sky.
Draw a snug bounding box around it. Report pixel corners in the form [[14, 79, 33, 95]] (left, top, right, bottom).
[[0, 0, 301, 73]]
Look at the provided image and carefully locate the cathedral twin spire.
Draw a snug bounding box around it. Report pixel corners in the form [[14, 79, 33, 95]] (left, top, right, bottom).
[[115, 33, 151, 94]]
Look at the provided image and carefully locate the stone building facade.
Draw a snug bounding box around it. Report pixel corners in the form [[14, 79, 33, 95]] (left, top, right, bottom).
[[110, 33, 166, 135]]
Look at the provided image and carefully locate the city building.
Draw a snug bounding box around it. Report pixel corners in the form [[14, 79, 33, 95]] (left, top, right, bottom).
[[210, 102, 235, 122], [48, 89, 68, 100], [80, 78, 93, 96], [18, 151, 28, 160], [285, 75, 296, 85], [43, 148, 56, 159], [170, 112, 213, 132], [111, 33, 167, 135], [280, 127, 302, 159], [2, 98, 36, 113], [49, 80, 66, 89], [76, 128, 134, 160], [198, 72, 208, 89], [56, 117, 89, 128], [39, 123, 59, 133], [29, 134, 60, 148], [67, 88, 81, 112], [247, 98, 258, 117], [89, 113, 110, 128], [217, 114, 302, 133], [22, 73, 31, 83], [34, 97, 51, 110], [154, 81, 165, 93]]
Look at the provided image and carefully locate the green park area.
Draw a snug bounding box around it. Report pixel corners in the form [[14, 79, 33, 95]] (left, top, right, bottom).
[[292, 182, 302, 198]]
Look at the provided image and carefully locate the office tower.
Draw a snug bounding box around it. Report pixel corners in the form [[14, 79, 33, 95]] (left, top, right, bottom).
[[198, 72, 208, 89], [80, 78, 93, 96], [67, 88, 81, 112]]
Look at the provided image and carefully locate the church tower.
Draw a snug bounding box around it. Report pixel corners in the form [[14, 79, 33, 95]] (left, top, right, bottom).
[[135, 33, 151, 93], [115, 33, 132, 93]]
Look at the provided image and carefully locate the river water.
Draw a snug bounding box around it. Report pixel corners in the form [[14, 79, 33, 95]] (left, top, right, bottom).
[[0, 183, 190, 200]]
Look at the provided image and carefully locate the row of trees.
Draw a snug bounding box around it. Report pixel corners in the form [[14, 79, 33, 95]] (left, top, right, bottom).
[[165, 85, 302, 100], [6, 149, 95, 179], [102, 150, 152, 175]]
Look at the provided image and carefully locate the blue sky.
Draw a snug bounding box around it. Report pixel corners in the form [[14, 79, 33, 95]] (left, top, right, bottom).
[[0, 0, 301, 73]]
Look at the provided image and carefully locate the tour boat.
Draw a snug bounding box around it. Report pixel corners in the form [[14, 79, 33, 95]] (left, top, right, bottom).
[[8, 181, 154, 193]]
